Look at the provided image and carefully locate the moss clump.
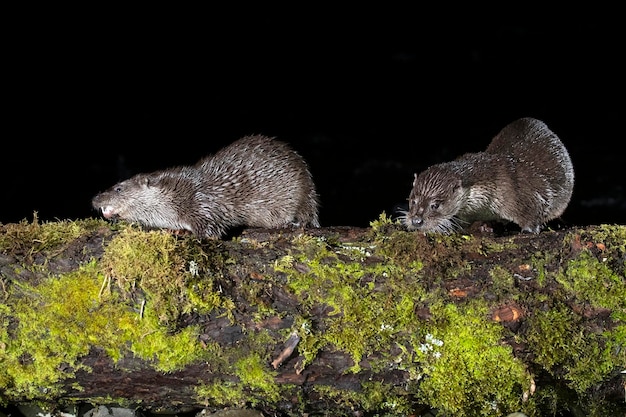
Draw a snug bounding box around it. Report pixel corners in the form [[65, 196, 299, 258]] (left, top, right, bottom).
[[488, 265, 517, 298], [195, 381, 248, 408], [311, 381, 413, 416], [580, 224, 626, 254], [360, 381, 413, 415], [0, 260, 135, 399], [526, 303, 623, 396], [559, 251, 626, 318], [415, 302, 531, 417], [0, 214, 105, 256], [275, 234, 429, 373], [99, 227, 189, 325], [194, 350, 283, 408], [235, 353, 279, 402], [478, 238, 516, 256], [126, 307, 205, 373], [368, 211, 398, 233], [95, 226, 236, 372], [99, 226, 234, 327]]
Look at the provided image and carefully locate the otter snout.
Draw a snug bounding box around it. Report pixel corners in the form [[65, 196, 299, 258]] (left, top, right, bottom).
[[402, 214, 425, 231], [92, 193, 119, 219], [98, 205, 118, 219], [410, 217, 424, 228]]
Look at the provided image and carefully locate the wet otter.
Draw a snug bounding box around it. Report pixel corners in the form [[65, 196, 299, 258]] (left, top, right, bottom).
[[402, 117, 574, 233], [92, 134, 320, 238]]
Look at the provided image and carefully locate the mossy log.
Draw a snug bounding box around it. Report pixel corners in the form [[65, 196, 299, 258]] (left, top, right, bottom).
[[0, 216, 625, 417]]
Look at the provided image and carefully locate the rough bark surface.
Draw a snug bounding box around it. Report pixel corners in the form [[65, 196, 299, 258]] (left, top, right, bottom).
[[1, 219, 625, 416]]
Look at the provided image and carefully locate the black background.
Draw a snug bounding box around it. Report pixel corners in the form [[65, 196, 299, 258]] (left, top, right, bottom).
[[4, 12, 625, 230]]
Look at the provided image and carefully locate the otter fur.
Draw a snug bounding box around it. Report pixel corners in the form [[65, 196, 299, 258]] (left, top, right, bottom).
[[402, 117, 575, 234], [92, 134, 320, 238]]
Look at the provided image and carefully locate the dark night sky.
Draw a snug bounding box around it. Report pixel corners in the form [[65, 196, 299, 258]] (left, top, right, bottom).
[[3, 13, 625, 230]]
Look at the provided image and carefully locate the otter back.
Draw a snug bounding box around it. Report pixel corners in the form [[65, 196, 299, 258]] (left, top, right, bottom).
[[92, 135, 320, 238]]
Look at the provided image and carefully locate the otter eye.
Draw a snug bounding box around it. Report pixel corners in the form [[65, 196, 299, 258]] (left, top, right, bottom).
[[114, 186, 122, 193], [430, 202, 440, 210]]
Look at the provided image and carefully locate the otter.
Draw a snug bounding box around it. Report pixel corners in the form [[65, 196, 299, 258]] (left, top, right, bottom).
[[401, 117, 575, 234], [92, 134, 320, 238]]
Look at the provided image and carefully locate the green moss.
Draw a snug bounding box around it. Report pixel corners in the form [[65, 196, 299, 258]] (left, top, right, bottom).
[[530, 252, 549, 287], [0, 260, 135, 399], [194, 331, 296, 407], [0, 229, 223, 399], [415, 302, 531, 417], [531, 243, 626, 402], [526, 303, 622, 396], [311, 382, 412, 416], [0, 214, 106, 256], [368, 211, 397, 232], [0, 220, 286, 404], [94, 226, 236, 372], [272, 230, 538, 415], [99, 226, 234, 326], [488, 265, 517, 298], [99, 227, 188, 323], [369, 213, 480, 282], [360, 381, 412, 415], [129, 309, 204, 373], [290, 317, 324, 368], [3, 217, 623, 413], [578, 224, 626, 254], [304, 302, 532, 416], [235, 353, 279, 402], [274, 235, 429, 373], [310, 384, 361, 413], [559, 251, 626, 318], [367, 213, 426, 266], [478, 238, 516, 256], [195, 381, 247, 408]]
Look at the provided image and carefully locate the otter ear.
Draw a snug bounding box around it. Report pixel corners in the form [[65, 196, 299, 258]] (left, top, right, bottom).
[[452, 179, 462, 192], [139, 176, 151, 187]]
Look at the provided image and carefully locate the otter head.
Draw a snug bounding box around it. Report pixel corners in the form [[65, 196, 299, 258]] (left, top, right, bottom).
[[403, 165, 465, 234], [92, 174, 154, 220], [92, 170, 196, 233]]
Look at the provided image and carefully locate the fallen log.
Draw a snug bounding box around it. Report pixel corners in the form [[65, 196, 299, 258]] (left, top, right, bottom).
[[0, 215, 625, 416]]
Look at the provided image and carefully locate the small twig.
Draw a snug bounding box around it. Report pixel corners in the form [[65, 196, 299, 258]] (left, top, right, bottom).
[[139, 299, 146, 320], [98, 274, 111, 299], [271, 331, 300, 369]]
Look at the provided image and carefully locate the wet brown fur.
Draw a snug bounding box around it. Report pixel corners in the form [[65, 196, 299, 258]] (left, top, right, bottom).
[[402, 117, 575, 234], [92, 135, 320, 238]]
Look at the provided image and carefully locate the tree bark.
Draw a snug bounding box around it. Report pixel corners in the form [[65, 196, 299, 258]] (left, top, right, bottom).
[[1, 218, 625, 416]]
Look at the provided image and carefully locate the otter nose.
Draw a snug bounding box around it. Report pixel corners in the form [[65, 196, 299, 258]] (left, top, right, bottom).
[[411, 217, 423, 227]]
